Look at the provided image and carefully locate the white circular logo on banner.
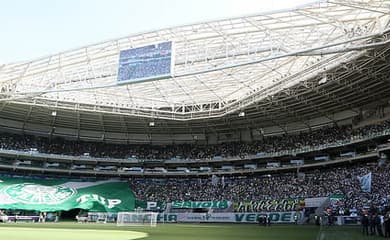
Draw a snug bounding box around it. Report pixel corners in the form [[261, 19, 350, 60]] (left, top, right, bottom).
[[5, 183, 76, 205]]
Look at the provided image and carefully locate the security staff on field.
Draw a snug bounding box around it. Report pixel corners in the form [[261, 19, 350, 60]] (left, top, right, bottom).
[[294, 212, 299, 224], [361, 213, 369, 235], [384, 210, 390, 238]]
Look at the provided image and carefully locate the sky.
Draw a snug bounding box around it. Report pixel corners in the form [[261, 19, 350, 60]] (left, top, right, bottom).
[[0, 0, 313, 64]]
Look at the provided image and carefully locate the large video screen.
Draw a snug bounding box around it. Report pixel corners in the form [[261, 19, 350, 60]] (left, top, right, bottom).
[[117, 41, 174, 84]]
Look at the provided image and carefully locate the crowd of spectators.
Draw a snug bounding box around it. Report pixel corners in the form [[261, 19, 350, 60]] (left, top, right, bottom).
[[129, 162, 390, 215], [0, 119, 389, 161], [0, 118, 390, 219]]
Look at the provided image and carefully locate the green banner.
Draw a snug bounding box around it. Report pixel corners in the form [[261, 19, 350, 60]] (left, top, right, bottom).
[[171, 201, 230, 209], [329, 194, 344, 199], [135, 200, 166, 211], [0, 177, 135, 212], [234, 198, 305, 212]]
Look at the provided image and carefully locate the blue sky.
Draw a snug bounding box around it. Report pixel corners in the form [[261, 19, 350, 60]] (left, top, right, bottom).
[[0, 0, 312, 63]]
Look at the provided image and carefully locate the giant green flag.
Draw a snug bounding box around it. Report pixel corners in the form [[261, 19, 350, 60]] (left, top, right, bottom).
[[0, 177, 135, 212]]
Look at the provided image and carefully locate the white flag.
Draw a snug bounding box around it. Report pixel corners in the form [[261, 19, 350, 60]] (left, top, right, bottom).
[[358, 172, 372, 193]]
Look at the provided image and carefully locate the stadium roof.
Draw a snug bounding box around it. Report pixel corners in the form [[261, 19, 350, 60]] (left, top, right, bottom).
[[0, 0, 389, 140]]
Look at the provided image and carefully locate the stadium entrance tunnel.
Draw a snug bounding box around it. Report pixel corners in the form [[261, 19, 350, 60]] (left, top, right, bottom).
[[61, 208, 82, 221]]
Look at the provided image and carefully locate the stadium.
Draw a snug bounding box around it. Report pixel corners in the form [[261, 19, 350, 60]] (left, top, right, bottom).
[[0, 0, 390, 239]]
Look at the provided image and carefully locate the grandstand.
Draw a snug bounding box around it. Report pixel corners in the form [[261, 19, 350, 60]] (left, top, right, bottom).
[[0, 0, 389, 142], [0, 0, 390, 239]]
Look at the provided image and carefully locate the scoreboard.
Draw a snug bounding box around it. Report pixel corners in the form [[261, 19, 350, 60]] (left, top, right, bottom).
[[117, 41, 174, 84]]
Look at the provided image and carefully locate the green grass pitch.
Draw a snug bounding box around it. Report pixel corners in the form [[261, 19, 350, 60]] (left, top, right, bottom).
[[0, 222, 385, 240]]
